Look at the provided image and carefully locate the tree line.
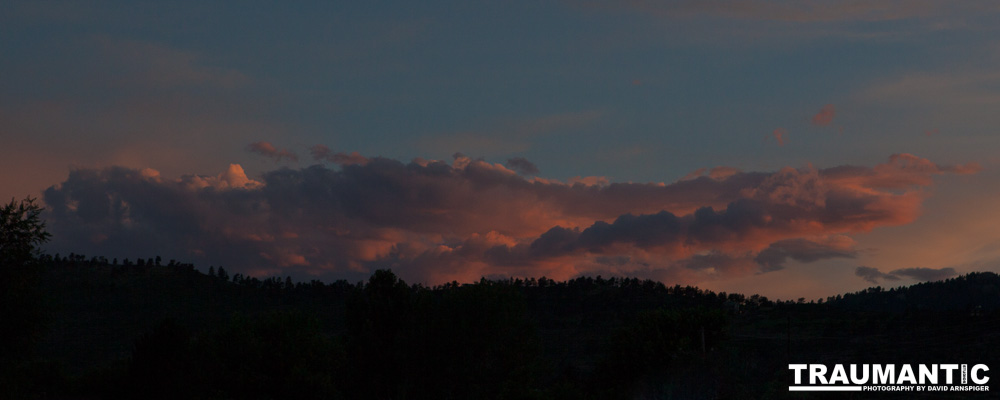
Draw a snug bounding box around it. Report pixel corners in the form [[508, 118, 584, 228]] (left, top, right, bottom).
[[3, 197, 998, 399]]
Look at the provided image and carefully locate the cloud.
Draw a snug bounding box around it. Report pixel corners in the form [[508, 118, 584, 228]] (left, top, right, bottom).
[[891, 267, 958, 282], [855, 265, 957, 284], [754, 236, 856, 271], [418, 110, 604, 156], [822, 153, 980, 190], [855, 266, 899, 284], [505, 157, 540, 176], [682, 166, 742, 182], [811, 104, 836, 126], [773, 128, 787, 146], [567, 176, 610, 187], [310, 144, 369, 166], [247, 141, 298, 162], [862, 70, 1000, 107], [42, 153, 974, 285], [94, 36, 250, 90], [0, 34, 287, 202], [571, 1, 998, 23]]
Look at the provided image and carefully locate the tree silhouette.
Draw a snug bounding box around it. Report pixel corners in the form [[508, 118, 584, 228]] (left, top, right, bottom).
[[345, 269, 412, 398], [0, 197, 52, 396], [0, 197, 50, 268]]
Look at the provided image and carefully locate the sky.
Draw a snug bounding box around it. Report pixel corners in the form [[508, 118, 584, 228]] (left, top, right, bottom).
[[4, 1, 1000, 300]]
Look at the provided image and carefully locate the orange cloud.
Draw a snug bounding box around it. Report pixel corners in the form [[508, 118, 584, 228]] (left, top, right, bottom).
[[567, 176, 610, 187], [42, 153, 975, 286], [247, 141, 298, 162], [310, 145, 369, 166]]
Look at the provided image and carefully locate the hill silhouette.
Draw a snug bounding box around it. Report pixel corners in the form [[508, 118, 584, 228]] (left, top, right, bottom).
[[3, 253, 998, 399]]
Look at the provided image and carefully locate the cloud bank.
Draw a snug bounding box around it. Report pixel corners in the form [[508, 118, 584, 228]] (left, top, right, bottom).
[[855, 265, 958, 284], [42, 152, 977, 284]]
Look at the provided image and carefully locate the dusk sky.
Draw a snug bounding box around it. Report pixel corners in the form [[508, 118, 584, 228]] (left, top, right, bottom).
[[4, 1, 1000, 300]]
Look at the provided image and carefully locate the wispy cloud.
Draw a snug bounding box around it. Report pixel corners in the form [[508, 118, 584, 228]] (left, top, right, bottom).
[[862, 70, 1000, 106], [571, 0, 998, 23], [811, 104, 836, 126], [891, 267, 959, 281], [419, 110, 604, 156], [310, 145, 369, 166], [94, 35, 250, 90], [772, 128, 787, 146], [247, 141, 298, 162]]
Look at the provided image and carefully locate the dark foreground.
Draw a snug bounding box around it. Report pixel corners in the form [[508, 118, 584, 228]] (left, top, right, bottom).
[[2, 256, 999, 399]]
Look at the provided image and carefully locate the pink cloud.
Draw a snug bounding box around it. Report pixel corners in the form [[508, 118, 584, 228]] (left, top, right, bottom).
[[811, 104, 836, 126], [773, 128, 787, 146], [567, 176, 610, 187], [42, 153, 976, 286]]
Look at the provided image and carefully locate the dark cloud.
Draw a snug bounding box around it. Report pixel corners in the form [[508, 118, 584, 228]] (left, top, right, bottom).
[[42, 153, 975, 285], [755, 237, 856, 271], [854, 266, 958, 284], [505, 157, 540, 176], [247, 141, 298, 162], [855, 266, 898, 284], [576, 211, 683, 251]]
